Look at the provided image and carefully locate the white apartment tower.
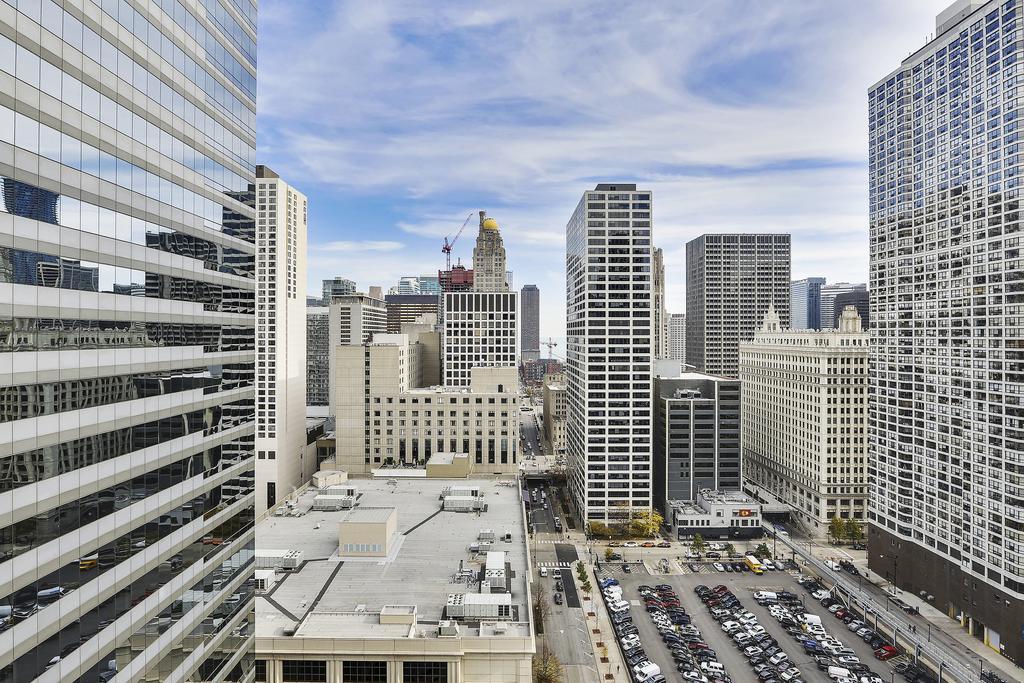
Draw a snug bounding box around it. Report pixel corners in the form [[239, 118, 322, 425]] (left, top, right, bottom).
[[442, 212, 518, 386], [0, 2, 258, 681], [739, 306, 869, 532], [256, 166, 309, 515], [566, 183, 654, 522], [868, 0, 1024, 660], [652, 247, 669, 359], [669, 313, 687, 369]]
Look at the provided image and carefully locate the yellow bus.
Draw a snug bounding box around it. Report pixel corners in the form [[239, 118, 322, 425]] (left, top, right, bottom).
[[744, 555, 764, 574]]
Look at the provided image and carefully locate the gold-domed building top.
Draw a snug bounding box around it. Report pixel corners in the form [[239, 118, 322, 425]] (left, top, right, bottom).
[[481, 217, 500, 231]]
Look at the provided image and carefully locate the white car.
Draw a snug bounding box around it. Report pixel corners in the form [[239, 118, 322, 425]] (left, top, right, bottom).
[[622, 541, 639, 547], [812, 589, 831, 600], [748, 625, 767, 636], [836, 656, 861, 666], [713, 563, 725, 572], [721, 621, 740, 633], [828, 604, 843, 613], [768, 652, 790, 666]]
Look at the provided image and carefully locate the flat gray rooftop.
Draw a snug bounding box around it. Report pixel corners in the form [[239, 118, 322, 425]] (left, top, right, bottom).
[[256, 478, 529, 639]]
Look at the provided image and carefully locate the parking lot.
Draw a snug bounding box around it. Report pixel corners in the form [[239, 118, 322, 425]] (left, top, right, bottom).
[[598, 560, 910, 683]]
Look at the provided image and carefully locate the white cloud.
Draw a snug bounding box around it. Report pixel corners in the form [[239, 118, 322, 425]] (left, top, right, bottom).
[[259, 0, 947, 336], [317, 240, 405, 252]]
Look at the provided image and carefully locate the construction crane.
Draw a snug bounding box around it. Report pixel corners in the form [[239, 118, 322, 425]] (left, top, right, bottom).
[[542, 338, 559, 360], [442, 213, 474, 270]]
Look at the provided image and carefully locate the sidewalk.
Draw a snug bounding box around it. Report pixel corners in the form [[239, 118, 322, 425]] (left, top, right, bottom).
[[577, 543, 626, 681]]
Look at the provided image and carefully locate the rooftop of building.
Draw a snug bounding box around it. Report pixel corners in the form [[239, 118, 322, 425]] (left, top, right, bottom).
[[256, 477, 530, 640], [668, 489, 761, 516]]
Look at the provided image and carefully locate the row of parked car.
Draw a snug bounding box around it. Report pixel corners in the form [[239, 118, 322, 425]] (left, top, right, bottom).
[[795, 576, 946, 683], [639, 583, 731, 683], [600, 578, 665, 683], [697, 584, 803, 683]]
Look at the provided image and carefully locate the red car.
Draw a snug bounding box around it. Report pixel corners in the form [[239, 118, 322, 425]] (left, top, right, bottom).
[[641, 542, 656, 548], [873, 646, 898, 661], [834, 609, 849, 620]]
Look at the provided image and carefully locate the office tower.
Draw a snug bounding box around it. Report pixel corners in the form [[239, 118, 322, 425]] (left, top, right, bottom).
[[505, 270, 514, 289], [652, 247, 669, 359], [472, 211, 508, 291], [520, 284, 540, 363], [439, 263, 473, 291], [653, 371, 741, 515], [442, 213, 518, 386], [832, 289, 870, 329], [396, 275, 420, 294], [740, 306, 868, 532], [0, 1, 257, 681], [869, 0, 1024, 659], [322, 276, 356, 304], [685, 234, 791, 377], [306, 306, 330, 406], [819, 282, 867, 330], [333, 335, 518, 473], [566, 183, 654, 522], [384, 293, 439, 333], [368, 285, 383, 299], [417, 274, 441, 294], [543, 373, 567, 454], [790, 276, 827, 329], [306, 295, 322, 306], [669, 313, 686, 369], [326, 294, 387, 410], [255, 167, 308, 516]]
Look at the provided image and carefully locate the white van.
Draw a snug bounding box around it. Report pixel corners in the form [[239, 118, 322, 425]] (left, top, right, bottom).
[[753, 591, 778, 603], [827, 666, 852, 681], [633, 662, 662, 682], [539, 567, 548, 577], [826, 560, 842, 571]]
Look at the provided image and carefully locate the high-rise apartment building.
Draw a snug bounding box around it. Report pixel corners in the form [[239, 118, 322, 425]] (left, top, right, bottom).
[[0, 2, 257, 681], [306, 306, 330, 406], [652, 247, 669, 359], [819, 282, 867, 330], [442, 213, 517, 386], [653, 371, 741, 515], [520, 284, 540, 363], [322, 276, 356, 304], [566, 183, 654, 522], [790, 276, 827, 330], [255, 166, 309, 516], [326, 294, 386, 409], [740, 306, 869, 533], [384, 293, 439, 333], [868, 0, 1024, 660], [669, 313, 686, 369], [685, 234, 791, 377], [543, 373, 567, 454]]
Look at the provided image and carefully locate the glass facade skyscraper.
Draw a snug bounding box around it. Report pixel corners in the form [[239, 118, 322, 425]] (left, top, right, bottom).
[[0, 0, 257, 681]]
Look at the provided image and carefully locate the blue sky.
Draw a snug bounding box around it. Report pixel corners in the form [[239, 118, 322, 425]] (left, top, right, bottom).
[[257, 0, 947, 346]]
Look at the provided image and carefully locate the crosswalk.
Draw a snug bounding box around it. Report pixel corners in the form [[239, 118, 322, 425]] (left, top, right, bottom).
[[536, 561, 573, 568]]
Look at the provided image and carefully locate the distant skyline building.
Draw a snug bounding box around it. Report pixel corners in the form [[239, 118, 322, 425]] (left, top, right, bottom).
[[653, 247, 669, 359], [322, 276, 357, 303], [255, 166, 310, 516], [685, 234, 791, 377], [653, 370, 741, 516], [0, 2, 259, 681], [566, 183, 654, 522], [385, 293, 440, 333], [669, 313, 686, 370], [520, 284, 541, 363], [868, 0, 1024, 663], [790, 276, 827, 330], [443, 213, 517, 386], [417, 274, 441, 294], [832, 289, 869, 329], [306, 306, 331, 406], [819, 282, 866, 330], [396, 275, 420, 295], [439, 263, 474, 291]]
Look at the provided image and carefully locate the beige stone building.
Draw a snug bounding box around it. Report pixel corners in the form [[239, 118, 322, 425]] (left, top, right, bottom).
[[739, 305, 869, 533], [256, 478, 534, 683], [333, 333, 520, 474], [542, 374, 566, 454]]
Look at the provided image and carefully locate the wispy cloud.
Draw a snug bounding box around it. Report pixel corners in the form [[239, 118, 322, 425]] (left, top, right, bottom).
[[318, 240, 405, 252], [259, 0, 945, 340]]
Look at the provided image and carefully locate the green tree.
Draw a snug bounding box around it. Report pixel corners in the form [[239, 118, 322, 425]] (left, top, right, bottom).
[[587, 521, 612, 539], [629, 508, 665, 538], [754, 543, 772, 559], [724, 542, 736, 558], [828, 516, 846, 545], [690, 533, 706, 556], [604, 547, 615, 561], [533, 649, 563, 683], [844, 518, 863, 544]]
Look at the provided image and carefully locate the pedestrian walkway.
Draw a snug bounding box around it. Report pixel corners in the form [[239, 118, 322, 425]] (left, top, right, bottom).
[[537, 561, 573, 568]]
